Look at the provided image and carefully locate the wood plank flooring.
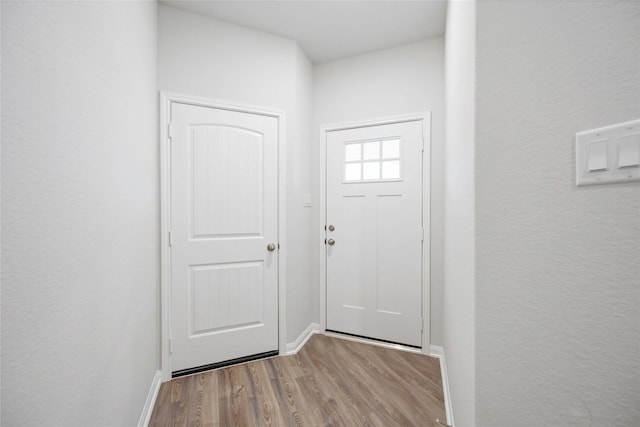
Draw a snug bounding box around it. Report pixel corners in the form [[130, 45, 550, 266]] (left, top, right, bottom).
[[149, 334, 446, 426]]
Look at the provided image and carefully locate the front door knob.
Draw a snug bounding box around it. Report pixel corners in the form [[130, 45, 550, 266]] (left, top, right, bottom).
[[267, 243, 276, 251], [328, 225, 335, 231], [327, 238, 335, 246]]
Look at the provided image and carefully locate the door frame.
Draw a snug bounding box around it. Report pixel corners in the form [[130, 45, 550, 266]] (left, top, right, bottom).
[[159, 92, 287, 381], [319, 112, 431, 353]]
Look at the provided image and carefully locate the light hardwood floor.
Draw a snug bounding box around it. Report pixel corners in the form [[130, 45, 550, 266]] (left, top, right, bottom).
[[149, 334, 446, 426]]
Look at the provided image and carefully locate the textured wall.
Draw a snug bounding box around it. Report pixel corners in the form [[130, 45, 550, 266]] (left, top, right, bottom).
[[313, 38, 445, 345], [158, 5, 296, 110], [443, 1, 476, 425], [286, 44, 315, 340], [158, 5, 315, 343], [475, 2, 640, 426], [1, 1, 159, 425]]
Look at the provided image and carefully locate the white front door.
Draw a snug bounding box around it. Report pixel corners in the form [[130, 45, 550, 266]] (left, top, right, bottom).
[[170, 102, 279, 374], [325, 119, 425, 347]]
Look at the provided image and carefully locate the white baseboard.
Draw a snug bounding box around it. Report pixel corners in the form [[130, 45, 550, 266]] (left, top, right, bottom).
[[429, 345, 454, 427], [138, 370, 162, 427], [285, 323, 320, 355]]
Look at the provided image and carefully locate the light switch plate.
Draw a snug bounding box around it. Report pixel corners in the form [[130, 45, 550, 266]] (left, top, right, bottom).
[[587, 140, 608, 171], [576, 119, 640, 186], [618, 134, 640, 168], [303, 193, 312, 207]]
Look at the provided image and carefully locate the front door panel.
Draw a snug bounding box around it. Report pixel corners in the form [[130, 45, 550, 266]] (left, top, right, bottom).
[[326, 120, 424, 347]]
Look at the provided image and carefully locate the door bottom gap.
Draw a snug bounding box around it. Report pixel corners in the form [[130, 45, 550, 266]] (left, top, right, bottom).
[[325, 329, 420, 349], [171, 350, 279, 378]]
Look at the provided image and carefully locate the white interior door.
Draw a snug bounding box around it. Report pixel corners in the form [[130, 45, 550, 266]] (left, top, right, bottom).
[[325, 119, 425, 347], [170, 102, 279, 374]]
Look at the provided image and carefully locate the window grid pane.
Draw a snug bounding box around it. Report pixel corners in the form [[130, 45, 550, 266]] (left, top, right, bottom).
[[363, 162, 381, 180], [345, 143, 362, 162], [343, 139, 402, 182], [382, 160, 400, 179], [382, 140, 400, 159], [345, 163, 362, 181], [363, 141, 381, 160]]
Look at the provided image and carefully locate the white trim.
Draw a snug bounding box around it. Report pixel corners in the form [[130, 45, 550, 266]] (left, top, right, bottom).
[[421, 113, 432, 352], [324, 331, 422, 355], [429, 345, 454, 427], [159, 91, 287, 380], [138, 370, 162, 427], [320, 112, 433, 133], [285, 323, 320, 355], [318, 124, 327, 333], [277, 110, 288, 359], [319, 112, 432, 351], [159, 92, 171, 381]]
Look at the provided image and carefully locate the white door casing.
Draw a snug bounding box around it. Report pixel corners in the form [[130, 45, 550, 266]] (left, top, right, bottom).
[[323, 116, 429, 348], [160, 94, 285, 377]]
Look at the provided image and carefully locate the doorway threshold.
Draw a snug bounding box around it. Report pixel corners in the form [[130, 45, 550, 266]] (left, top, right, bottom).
[[172, 350, 279, 378], [324, 330, 422, 354]]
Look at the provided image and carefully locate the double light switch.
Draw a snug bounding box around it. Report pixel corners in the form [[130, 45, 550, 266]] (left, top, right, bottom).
[[576, 119, 640, 186]]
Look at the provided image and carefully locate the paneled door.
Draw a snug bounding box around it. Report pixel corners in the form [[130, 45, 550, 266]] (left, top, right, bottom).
[[170, 102, 279, 374], [325, 119, 425, 347]]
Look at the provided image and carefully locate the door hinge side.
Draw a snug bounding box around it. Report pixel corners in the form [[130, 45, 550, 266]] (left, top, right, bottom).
[[421, 228, 425, 242], [168, 123, 175, 140], [169, 338, 173, 354], [169, 230, 173, 246]]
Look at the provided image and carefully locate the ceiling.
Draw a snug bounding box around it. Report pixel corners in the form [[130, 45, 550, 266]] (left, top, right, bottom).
[[160, 1, 447, 63]]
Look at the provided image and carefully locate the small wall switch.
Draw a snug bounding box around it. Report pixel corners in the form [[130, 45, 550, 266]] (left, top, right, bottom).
[[587, 140, 609, 171], [303, 193, 312, 207], [618, 134, 640, 168], [576, 119, 640, 186]]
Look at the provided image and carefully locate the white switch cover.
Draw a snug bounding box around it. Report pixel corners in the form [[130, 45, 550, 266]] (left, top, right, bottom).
[[618, 134, 640, 168], [303, 193, 312, 207], [587, 140, 608, 171], [576, 119, 640, 186]]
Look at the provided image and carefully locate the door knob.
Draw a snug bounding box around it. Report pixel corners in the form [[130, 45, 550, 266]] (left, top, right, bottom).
[[327, 238, 335, 246], [328, 225, 335, 231], [267, 243, 276, 251]]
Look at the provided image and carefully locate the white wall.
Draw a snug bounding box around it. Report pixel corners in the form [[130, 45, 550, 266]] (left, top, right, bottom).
[[1, 2, 159, 425], [312, 38, 446, 345], [0, 1, 3, 420], [158, 5, 295, 111], [443, 1, 476, 426], [158, 5, 315, 343], [287, 45, 315, 340], [475, 1, 640, 426]]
